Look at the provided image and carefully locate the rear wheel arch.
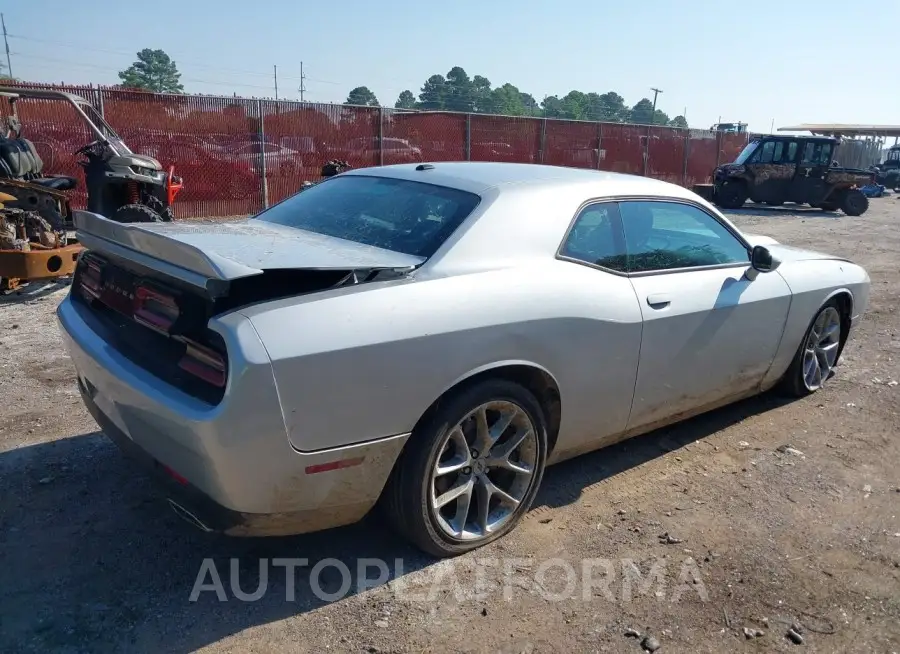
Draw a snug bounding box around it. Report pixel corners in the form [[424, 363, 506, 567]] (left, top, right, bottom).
[[829, 290, 853, 358], [411, 363, 562, 458]]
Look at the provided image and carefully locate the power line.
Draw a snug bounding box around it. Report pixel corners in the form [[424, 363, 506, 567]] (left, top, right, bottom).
[[6, 32, 340, 85], [14, 52, 276, 90]]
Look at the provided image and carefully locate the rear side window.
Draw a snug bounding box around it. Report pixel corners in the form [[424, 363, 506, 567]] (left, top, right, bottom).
[[560, 202, 627, 272], [253, 175, 480, 258]]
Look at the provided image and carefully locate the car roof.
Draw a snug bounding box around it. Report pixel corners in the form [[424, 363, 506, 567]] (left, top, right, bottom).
[[344, 161, 695, 198]]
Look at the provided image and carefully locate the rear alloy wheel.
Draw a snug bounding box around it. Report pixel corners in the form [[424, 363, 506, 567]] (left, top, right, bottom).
[[383, 379, 547, 557], [840, 189, 868, 216], [714, 180, 748, 209], [779, 300, 843, 397]]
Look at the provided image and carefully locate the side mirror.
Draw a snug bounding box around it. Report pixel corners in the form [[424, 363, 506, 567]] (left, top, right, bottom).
[[749, 245, 780, 275]]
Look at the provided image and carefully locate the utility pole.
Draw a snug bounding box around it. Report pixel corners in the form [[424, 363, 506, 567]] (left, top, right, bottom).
[[273, 65, 278, 100], [650, 87, 663, 120], [1, 14, 12, 78], [299, 61, 307, 102]]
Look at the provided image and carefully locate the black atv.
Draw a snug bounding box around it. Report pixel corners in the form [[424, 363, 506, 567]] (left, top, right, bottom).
[[0, 86, 182, 226]]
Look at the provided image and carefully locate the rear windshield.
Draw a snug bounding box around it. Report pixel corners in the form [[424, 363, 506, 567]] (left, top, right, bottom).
[[252, 175, 481, 258]]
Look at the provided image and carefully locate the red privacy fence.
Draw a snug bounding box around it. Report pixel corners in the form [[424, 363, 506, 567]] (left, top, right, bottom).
[[1, 82, 751, 219]]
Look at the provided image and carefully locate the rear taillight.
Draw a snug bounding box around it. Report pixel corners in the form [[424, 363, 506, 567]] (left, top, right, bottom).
[[79, 255, 103, 300], [133, 284, 180, 335], [177, 337, 227, 388]]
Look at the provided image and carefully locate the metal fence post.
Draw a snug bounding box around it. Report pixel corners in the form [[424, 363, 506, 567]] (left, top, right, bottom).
[[257, 99, 269, 209], [682, 132, 690, 187], [378, 107, 384, 167], [96, 86, 105, 117], [465, 113, 471, 161], [596, 122, 603, 170], [715, 131, 721, 167], [643, 126, 650, 177], [539, 118, 547, 164]]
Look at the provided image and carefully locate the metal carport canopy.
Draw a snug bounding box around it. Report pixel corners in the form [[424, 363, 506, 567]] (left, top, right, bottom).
[[778, 124, 900, 137]]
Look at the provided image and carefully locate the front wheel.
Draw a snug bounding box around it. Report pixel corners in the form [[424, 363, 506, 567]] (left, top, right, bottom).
[[111, 204, 163, 223], [840, 189, 868, 216], [714, 180, 748, 209], [383, 379, 548, 557], [778, 300, 844, 397]]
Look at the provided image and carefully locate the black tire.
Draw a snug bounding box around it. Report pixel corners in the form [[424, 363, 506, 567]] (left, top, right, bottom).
[[111, 204, 163, 223], [777, 298, 844, 398], [840, 189, 868, 217], [714, 180, 748, 209], [382, 379, 548, 557]]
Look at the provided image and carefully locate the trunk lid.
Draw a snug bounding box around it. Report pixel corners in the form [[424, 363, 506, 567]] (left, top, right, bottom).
[[74, 211, 424, 295]]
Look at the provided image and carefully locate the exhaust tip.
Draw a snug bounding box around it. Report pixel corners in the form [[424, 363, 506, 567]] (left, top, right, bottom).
[[168, 498, 213, 533]]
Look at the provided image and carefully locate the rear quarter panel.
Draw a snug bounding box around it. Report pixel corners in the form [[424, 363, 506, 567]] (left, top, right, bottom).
[[239, 261, 644, 455], [761, 259, 870, 389]]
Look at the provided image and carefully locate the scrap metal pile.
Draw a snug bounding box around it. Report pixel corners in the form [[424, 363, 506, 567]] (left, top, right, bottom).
[[0, 205, 66, 252]]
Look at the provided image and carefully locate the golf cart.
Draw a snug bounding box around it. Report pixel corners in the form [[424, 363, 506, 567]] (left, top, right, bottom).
[[693, 135, 874, 215], [0, 86, 183, 290]]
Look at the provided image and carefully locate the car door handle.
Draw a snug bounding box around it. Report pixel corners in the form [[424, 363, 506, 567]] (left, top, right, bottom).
[[646, 294, 671, 308]]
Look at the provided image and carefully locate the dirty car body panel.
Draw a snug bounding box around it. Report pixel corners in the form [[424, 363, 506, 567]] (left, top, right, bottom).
[[57, 162, 870, 537]]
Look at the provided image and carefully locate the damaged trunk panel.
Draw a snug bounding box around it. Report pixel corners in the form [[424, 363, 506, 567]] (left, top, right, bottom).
[[70, 211, 420, 405]]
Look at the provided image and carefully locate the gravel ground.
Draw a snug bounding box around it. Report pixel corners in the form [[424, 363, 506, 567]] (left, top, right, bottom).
[[1, 199, 899, 654]]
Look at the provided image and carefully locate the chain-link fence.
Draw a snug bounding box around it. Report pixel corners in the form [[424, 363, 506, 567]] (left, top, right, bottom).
[[1, 82, 751, 219]]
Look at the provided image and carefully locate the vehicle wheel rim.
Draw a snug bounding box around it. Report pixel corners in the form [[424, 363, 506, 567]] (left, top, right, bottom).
[[802, 307, 841, 391], [430, 401, 538, 542]]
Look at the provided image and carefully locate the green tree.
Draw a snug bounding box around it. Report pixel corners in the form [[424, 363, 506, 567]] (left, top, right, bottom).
[[445, 66, 475, 112], [472, 75, 493, 113], [560, 91, 587, 120], [628, 98, 655, 124], [489, 83, 528, 116], [346, 86, 379, 106], [652, 109, 670, 126], [118, 48, 184, 93], [418, 74, 447, 110], [541, 95, 565, 118], [519, 92, 540, 116], [394, 90, 416, 109], [669, 115, 689, 128], [595, 92, 627, 121]]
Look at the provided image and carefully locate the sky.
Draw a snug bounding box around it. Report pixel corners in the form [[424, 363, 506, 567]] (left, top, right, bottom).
[[5, 0, 897, 133]]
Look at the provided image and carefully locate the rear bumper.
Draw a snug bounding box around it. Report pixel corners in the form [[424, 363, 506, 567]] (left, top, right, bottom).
[[57, 293, 408, 536]]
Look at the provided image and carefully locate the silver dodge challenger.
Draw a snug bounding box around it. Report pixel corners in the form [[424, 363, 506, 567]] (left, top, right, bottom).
[[57, 162, 870, 557]]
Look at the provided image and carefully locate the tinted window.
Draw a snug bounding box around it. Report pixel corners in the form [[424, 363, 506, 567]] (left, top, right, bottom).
[[253, 175, 480, 258], [781, 141, 798, 163], [756, 141, 776, 163], [801, 142, 832, 166], [772, 141, 798, 164], [619, 201, 749, 272], [561, 202, 627, 271]]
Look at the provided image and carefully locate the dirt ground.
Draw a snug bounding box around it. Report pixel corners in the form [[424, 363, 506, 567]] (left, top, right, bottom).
[[1, 199, 899, 654]]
